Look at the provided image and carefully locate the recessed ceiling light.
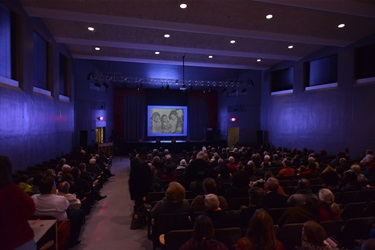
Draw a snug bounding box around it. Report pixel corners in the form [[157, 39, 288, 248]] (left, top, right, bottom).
[[257, 59, 261, 62], [338, 23, 345, 28], [155, 51, 160, 55], [94, 47, 100, 51], [208, 55, 213, 59], [266, 14, 273, 19], [88, 27, 95, 31], [164, 34, 170, 38], [230, 40, 236, 44], [180, 3, 187, 9], [288, 45, 294, 49]]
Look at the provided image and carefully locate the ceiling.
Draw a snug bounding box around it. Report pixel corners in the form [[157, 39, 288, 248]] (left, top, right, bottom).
[[17, 0, 375, 85]]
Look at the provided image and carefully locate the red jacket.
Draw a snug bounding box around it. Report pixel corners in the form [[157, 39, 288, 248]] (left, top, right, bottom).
[[0, 184, 35, 250]]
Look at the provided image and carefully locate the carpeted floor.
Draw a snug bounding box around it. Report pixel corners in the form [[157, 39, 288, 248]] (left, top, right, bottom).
[[71, 157, 153, 250]]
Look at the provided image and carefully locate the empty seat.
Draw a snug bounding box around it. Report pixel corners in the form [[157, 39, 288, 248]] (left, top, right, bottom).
[[340, 202, 367, 220], [165, 229, 193, 250], [363, 201, 375, 217], [151, 212, 193, 250]]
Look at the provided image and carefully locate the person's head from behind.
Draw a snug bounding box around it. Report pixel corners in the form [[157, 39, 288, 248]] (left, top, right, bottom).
[[203, 178, 217, 194], [204, 193, 220, 211], [0, 156, 13, 187], [58, 181, 70, 194], [298, 178, 310, 190], [302, 220, 327, 247], [39, 175, 56, 194], [267, 177, 279, 192], [246, 208, 277, 248], [165, 181, 185, 203], [151, 112, 160, 122], [192, 215, 215, 241], [196, 150, 208, 161], [249, 186, 265, 206]]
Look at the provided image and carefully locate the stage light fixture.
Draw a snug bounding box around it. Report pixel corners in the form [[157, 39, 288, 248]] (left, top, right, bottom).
[[230, 117, 237, 122]]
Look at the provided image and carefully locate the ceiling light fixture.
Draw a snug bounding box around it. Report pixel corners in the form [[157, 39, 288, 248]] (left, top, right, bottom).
[[230, 40, 236, 44], [88, 27, 95, 31], [95, 47, 100, 51], [180, 3, 187, 9], [338, 23, 345, 28], [155, 51, 160, 55], [164, 34, 170, 38], [266, 14, 273, 19], [257, 59, 261, 62], [208, 55, 213, 59], [288, 45, 294, 49]]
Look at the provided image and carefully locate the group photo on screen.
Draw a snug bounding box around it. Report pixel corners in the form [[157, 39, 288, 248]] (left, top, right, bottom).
[[147, 106, 188, 137]]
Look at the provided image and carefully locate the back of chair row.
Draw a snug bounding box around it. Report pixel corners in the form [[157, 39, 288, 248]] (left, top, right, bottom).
[[165, 227, 242, 250]]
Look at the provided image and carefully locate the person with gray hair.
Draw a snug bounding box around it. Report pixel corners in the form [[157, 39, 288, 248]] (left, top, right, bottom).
[[263, 177, 288, 208], [204, 194, 237, 228], [191, 178, 228, 212]]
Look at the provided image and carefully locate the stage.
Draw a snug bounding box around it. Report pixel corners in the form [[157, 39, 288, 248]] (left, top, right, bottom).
[[114, 140, 228, 155]]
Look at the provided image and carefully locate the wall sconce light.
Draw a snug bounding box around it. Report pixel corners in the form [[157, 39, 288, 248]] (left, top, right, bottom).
[[230, 117, 237, 122], [97, 116, 104, 121]]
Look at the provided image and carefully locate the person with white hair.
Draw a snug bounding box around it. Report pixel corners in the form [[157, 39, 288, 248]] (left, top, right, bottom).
[[204, 194, 236, 228]]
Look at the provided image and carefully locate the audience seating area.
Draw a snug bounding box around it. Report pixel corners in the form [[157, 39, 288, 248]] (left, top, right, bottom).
[[13, 146, 114, 249], [140, 145, 375, 250]]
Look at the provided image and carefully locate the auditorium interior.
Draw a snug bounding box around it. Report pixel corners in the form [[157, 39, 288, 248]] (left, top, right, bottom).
[[1, 1, 375, 249]]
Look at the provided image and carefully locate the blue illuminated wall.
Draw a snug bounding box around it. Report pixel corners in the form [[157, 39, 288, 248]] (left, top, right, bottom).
[[261, 36, 375, 156], [0, 0, 74, 171]]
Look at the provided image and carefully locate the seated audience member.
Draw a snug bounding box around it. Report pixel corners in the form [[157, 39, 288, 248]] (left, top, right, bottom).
[[180, 214, 228, 250], [191, 177, 228, 212], [239, 187, 266, 233], [204, 194, 237, 229], [320, 166, 340, 191], [185, 150, 214, 184], [227, 156, 238, 173], [31, 175, 84, 247], [16, 174, 33, 194], [263, 171, 287, 196], [350, 164, 367, 183], [278, 196, 318, 228], [317, 188, 341, 222], [278, 157, 295, 177], [299, 220, 334, 250], [263, 177, 288, 208], [150, 181, 191, 222], [226, 164, 251, 198], [288, 178, 318, 206], [360, 149, 373, 166], [341, 170, 365, 191], [298, 157, 319, 177], [0, 156, 36, 250], [58, 181, 82, 210], [236, 208, 283, 250]]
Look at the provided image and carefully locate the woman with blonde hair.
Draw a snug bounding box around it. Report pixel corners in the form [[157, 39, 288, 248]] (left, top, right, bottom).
[[317, 188, 341, 222]]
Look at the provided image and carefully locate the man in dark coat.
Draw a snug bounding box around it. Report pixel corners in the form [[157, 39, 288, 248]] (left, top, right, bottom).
[[129, 147, 153, 211]]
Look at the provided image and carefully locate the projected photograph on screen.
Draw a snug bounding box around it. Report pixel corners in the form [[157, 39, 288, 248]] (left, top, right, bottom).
[[147, 105, 188, 137]]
